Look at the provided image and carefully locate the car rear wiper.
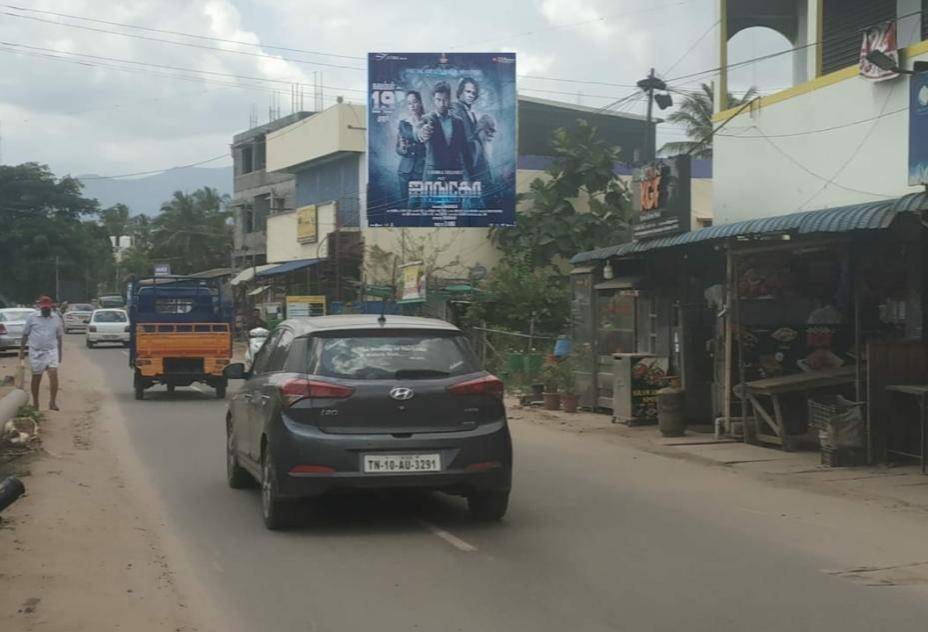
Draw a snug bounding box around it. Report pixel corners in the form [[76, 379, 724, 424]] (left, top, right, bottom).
[[394, 369, 451, 379]]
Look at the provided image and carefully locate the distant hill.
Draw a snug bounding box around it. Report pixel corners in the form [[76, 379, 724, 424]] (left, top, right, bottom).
[[77, 166, 233, 215]]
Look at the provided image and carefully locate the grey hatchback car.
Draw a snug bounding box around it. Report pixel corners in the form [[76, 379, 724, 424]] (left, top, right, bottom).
[[223, 315, 512, 530]]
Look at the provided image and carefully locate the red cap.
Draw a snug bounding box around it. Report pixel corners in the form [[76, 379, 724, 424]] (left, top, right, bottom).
[[37, 296, 54, 308]]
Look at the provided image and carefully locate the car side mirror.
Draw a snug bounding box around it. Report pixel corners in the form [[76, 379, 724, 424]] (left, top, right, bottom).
[[223, 363, 249, 380]]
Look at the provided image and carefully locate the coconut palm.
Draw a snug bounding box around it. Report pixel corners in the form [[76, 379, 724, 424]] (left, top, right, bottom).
[[661, 83, 758, 158], [150, 187, 231, 274]]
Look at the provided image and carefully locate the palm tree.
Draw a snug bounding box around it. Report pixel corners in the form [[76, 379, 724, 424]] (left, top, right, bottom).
[[151, 187, 231, 274], [661, 83, 758, 158]]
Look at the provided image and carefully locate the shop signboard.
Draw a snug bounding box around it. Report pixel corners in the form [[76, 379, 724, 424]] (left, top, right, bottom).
[[286, 295, 326, 318], [400, 261, 426, 302], [630, 356, 668, 422], [296, 204, 318, 244], [366, 52, 517, 228], [631, 155, 691, 241], [909, 71, 928, 186]]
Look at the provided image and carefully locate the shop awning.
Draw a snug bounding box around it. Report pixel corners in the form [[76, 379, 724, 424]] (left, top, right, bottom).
[[231, 265, 277, 286], [255, 258, 323, 278], [594, 277, 643, 290], [248, 286, 271, 296], [571, 192, 928, 264]]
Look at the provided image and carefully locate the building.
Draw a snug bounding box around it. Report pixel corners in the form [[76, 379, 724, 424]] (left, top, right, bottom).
[[230, 111, 314, 270], [712, 0, 928, 222]]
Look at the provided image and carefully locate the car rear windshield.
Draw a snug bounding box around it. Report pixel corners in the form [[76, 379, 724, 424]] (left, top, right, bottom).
[[309, 331, 479, 380], [69, 304, 94, 312], [94, 311, 127, 323], [0, 310, 34, 322]]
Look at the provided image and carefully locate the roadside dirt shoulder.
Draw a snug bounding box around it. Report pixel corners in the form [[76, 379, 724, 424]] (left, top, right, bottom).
[[0, 341, 224, 631]]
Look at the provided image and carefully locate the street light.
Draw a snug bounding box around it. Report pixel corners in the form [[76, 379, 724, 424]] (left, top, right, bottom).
[[866, 50, 928, 75]]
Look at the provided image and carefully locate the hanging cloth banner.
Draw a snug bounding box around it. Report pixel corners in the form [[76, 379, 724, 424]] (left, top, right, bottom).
[[859, 20, 899, 81]]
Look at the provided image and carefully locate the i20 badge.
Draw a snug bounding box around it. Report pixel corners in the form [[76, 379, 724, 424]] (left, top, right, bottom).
[[389, 387, 415, 401]]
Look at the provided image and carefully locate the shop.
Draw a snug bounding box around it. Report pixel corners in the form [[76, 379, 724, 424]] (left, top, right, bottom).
[[571, 192, 928, 463]]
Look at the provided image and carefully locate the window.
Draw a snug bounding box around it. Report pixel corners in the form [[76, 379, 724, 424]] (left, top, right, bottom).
[[266, 330, 295, 372], [272, 197, 286, 213], [93, 310, 127, 323], [252, 329, 282, 375], [241, 145, 254, 174], [255, 139, 266, 170], [242, 208, 255, 234], [310, 332, 479, 380], [822, 0, 895, 74], [154, 298, 194, 314], [1, 310, 35, 322], [597, 293, 636, 355]]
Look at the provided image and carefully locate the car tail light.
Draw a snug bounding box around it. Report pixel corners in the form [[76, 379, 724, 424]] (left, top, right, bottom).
[[0, 324, 6, 335], [124, 325, 131, 333], [281, 379, 354, 406], [448, 375, 504, 399], [88, 325, 97, 332], [466, 461, 502, 472]]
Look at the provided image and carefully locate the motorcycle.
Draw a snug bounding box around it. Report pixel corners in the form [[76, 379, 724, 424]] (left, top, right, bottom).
[[245, 327, 270, 371]]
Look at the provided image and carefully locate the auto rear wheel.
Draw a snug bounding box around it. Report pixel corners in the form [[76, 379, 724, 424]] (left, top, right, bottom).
[[85, 339, 94, 349], [261, 449, 295, 530], [166, 383, 176, 394], [467, 490, 509, 522], [226, 422, 252, 489], [133, 371, 145, 400]]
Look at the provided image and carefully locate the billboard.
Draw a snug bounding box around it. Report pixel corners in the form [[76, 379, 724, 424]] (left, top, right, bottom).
[[367, 52, 517, 228], [909, 72, 928, 186], [296, 204, 318, 244], [631, 156, 691, 241]]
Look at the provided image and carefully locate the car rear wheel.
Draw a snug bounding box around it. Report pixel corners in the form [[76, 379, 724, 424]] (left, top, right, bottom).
[[467, 490, 509, 522], [166, 383, 176, 393], [226, 422, 251, 489], [215, 381, 227, 399], [85, 340, 94, 349], [261, 449, 295, 530]]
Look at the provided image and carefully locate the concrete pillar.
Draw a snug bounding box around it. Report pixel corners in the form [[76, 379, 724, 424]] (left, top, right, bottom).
[[714, 0, 728, 115], [793, 0, 821, 83], [897, 0, 922, 49]]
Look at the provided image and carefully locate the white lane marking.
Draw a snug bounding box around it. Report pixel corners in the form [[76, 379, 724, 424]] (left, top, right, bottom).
[[121, 350, 130, 357], [418, 520, 478, 552], [192, 384, 210, 395]]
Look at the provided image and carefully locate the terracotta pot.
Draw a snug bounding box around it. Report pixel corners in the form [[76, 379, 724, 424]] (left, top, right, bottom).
[[543, 392, 561, 411], [561, 393, 579, 413]]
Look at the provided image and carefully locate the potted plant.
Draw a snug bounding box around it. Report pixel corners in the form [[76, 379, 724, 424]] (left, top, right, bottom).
[[560, 358, 579, 413], [538, 363, 562, 411]]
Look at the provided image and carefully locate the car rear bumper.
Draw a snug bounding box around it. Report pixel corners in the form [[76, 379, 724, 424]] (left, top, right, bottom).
[[271, 417, 513, 499], [0, 335, 22, 350], [87, 332, 130, 343], [65, 322, 89, 331]]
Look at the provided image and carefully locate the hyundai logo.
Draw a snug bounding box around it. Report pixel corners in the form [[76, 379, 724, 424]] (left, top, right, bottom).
[[389, 387, 415, 401]]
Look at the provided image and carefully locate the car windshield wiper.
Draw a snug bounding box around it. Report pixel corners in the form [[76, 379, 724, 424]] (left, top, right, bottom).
[[394, 369, 451, 379]]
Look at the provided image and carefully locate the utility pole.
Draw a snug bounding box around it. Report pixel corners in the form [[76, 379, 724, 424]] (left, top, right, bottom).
[[55, 255, 60, 300], [636, 68, 667, 163]]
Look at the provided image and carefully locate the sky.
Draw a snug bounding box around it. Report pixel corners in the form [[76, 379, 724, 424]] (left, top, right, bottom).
[[0, 0, 794, 182]]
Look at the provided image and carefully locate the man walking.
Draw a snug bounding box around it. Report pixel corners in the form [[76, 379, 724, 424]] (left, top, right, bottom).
[[19, 295, 64, 410]]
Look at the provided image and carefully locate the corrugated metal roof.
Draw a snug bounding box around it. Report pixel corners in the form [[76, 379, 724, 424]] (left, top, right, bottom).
[[571, 192, 927, 264]]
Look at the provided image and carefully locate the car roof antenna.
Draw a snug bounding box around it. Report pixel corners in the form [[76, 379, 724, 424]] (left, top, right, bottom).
[[378, 299, 387, 326]]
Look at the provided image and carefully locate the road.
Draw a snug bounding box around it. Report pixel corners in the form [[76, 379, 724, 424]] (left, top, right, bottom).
[[85, 343, 928, 632]]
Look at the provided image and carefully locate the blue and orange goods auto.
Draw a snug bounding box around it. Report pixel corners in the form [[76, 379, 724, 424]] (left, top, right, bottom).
[[128, 277, 233, 399]]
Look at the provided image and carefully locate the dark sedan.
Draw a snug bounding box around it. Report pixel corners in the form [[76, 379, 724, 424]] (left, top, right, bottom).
[[223, 315, 512, 530]]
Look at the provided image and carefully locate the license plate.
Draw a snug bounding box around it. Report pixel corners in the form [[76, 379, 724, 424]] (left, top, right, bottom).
[[363, 453, 441, 474]]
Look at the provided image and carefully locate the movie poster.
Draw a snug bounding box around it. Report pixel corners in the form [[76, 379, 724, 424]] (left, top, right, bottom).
[[367, 52, 517, 228]]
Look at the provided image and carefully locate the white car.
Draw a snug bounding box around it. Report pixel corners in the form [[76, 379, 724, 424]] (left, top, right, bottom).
[[85, 309, 130, 348], [0, 308, 37, 353], [64, 303, 95, 333]]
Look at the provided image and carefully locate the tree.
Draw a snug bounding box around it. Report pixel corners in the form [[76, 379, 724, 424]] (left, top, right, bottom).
[[493, 119, 631, 269], [100, 203, 131, 239], [476, 119, 633, 334], [660, 83, 758, 158], [0, 163, 109, 304], [150, 187, 231, 274]]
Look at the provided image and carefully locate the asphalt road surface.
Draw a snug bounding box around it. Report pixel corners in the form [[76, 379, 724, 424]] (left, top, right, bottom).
[[85, 344, 928, 632]]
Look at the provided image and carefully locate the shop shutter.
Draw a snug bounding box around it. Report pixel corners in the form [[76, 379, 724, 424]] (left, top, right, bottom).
[[821, 0, 896, 75]]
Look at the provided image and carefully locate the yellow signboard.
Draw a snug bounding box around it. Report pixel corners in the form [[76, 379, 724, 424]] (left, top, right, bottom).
[[286, 295, 326, 317], [297, 204, 318, 244]]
